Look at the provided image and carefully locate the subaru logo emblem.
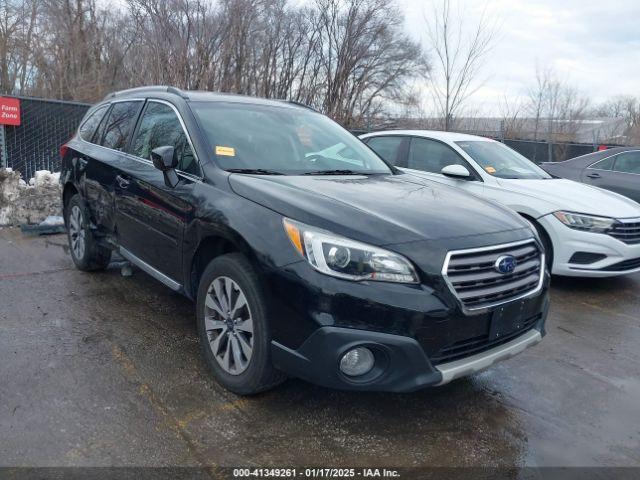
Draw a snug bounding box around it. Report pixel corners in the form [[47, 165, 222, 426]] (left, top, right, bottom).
[[495, 255, 517, 274]]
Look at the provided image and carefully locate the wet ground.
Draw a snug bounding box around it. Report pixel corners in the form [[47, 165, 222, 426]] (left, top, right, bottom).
[[1, 227, 639, 468]]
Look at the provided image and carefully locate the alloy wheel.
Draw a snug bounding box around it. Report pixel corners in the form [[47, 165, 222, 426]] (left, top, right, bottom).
[[69, 205, 86, 260], [204, 276, 254, 375]]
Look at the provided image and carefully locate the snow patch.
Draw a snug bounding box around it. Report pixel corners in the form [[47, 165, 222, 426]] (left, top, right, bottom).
[[0, 169, 62, 226]]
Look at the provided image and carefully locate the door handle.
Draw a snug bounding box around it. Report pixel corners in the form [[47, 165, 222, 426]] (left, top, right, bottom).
[[586, 172, 601, 179], [116, 175, 131, 189]]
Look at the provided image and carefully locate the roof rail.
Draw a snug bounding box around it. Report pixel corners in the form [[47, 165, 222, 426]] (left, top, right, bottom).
[[278, 99, 319, 113], [103, 86, 188, 100]]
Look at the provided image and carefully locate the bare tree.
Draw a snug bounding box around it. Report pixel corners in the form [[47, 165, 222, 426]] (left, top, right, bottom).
[[306, 0, 427, 127], [594, 95, 640, 145], [526, 65, 590, 160], [28, 0, 134, 101], [0, 0, 39, 95], [423, 0, 499, 130], [125, 0, 219, 90], [527, 65, 552, 144], [1, 0, 427, 126], [498, 94, 526, 139]]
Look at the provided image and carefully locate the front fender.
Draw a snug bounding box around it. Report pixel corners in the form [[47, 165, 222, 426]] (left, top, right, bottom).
[[181, 182, 300, 297]]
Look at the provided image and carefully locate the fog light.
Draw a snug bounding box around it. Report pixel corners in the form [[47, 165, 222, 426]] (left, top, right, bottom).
[[339, 347, 375, 377]]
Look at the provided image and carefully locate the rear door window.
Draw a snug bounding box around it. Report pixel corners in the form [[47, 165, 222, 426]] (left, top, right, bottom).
[[78, 105, 108, 143], [99, 101, 143, 151], [589, 156, 615, 171], [613, 152, 640, 174], [130, 102, 199, 176], [366, 136, 403, 164]]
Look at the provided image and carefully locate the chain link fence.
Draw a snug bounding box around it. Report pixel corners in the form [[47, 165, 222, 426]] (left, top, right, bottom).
[[450, 128, 621, 163], [0, 99, 620, 181], [1, 97, 91, 180], [501, 139, 602, 163]]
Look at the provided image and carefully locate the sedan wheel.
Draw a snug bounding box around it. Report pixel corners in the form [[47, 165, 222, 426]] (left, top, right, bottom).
[[204, 276, 254, 375]]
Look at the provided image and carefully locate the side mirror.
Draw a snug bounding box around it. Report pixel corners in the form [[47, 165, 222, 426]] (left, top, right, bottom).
[[151, 146, 178, 171], [150, 146, 179, 188], [441, 164, 471, 179]]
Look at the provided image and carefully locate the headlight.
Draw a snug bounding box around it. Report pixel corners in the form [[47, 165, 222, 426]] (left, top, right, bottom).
[[553, 211, 614, 233], [283, 218, 419, 283]]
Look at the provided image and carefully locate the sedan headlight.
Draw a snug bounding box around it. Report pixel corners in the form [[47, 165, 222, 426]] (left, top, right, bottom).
[[283, 218, 419, 283], [553, 211, 614, 233]]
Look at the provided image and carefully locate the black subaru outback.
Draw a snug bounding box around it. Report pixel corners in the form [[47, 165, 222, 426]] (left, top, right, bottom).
[[60, 86, 549, 395]]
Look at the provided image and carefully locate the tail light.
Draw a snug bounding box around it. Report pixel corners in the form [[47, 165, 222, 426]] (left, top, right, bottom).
[[60, 143, 69, 158]]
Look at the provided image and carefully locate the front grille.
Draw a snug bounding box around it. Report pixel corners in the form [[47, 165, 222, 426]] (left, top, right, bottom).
[[430, 314, 541, 365], [443, 240, 543, 310], [600, 257, 640, 272], [609, 219, 640, 245]]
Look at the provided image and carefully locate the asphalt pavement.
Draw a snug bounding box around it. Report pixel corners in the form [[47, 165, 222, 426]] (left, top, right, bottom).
[[1, 228, 639, 468]]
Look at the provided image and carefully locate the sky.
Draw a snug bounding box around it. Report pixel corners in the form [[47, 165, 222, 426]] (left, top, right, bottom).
[[398, 0, 640, 115]]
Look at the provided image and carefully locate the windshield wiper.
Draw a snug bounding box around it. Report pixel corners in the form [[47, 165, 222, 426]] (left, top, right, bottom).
[[226, 168, 284, 175], [302, 169, 368, 175]]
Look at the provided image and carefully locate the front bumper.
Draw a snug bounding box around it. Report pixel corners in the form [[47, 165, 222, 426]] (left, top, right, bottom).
[[271, 320, 545, 392], [539, 214, 640, 277], [435, 328, 541, 385], [266, 260, 549, 392]]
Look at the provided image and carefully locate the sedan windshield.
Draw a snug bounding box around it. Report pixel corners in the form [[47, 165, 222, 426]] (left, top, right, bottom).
[[191, 101, 392, 175], [456, 141, 551, 180]]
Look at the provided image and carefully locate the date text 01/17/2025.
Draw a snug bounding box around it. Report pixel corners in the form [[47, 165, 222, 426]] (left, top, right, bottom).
[[232, 468, 401, 478]]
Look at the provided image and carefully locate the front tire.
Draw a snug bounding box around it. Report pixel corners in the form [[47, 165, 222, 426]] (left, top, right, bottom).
[[196, 253, 286, 395], [65, 194, 111, 271]]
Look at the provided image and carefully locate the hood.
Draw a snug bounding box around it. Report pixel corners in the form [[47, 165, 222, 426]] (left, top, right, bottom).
[[496, 178, 640, 218], [229, 173, 531, 246]]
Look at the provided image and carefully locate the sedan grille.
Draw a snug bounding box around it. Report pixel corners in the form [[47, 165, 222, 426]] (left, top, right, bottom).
[[608, 219, 640, 245], [443, 240, 543, 310]]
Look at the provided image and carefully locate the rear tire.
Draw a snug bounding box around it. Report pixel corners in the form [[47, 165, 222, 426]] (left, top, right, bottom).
[[65, 194, 111, 271], [196, 253, 286, 395]]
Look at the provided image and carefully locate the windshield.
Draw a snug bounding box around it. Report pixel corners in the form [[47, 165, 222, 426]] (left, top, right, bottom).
[[456, 141, 551, 180], [191, 101, 392, 175]]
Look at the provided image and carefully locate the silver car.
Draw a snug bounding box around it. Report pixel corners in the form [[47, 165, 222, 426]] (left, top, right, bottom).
[[541, 147, 640, 203]]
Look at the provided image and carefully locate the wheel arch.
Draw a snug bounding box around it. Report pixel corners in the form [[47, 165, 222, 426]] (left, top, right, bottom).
[[187, 232, 260, 300], [518, 212, 554, 267], [62, 182, 79, 226], [62, 182, 79, 209]]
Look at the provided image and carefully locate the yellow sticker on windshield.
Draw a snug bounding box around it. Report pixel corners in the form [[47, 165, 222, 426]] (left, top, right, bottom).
[[485, 166, 496, 174], [216, 146, 235, 156]]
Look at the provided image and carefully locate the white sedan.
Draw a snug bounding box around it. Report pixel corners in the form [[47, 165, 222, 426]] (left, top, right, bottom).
[[360, 130, 640, 277]]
